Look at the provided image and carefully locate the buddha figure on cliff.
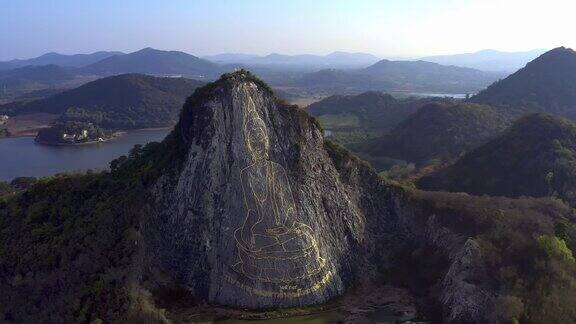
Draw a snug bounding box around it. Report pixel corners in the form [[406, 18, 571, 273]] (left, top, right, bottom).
[[233, 96, 325, 284]]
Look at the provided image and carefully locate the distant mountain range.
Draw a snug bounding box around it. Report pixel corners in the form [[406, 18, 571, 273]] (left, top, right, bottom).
[[2, 47, 560, 102], [0, 51, 124, 70], [0, 64, 93, 99], [203, 51, 381, 68], [0, 64, 77, 83], [471, 47, 576, 120], [0, 73, 204, 129], [83, 47, 221, 78], [421, 49, 547, 72], [0, 48, 223, 99], [298, 59, 504, 94]]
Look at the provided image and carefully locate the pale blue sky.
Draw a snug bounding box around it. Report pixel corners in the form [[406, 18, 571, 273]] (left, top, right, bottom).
[[1, 0, 574, 60]]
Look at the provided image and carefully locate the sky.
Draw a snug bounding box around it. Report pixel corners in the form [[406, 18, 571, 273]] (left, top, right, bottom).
[[1, 0, 575, 61]]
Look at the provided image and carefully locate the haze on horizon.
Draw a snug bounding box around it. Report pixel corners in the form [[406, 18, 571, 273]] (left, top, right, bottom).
[[1, 0, 575, 61]]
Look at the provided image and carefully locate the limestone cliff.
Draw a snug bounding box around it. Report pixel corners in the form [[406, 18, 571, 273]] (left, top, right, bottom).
[[139, 71, 556, 322], [143, 71, 366, 308]]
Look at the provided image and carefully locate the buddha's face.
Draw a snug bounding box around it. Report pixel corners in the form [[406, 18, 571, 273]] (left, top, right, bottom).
[[246, 122, 269, 161]]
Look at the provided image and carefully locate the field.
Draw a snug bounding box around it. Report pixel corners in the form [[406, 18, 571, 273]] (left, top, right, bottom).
[[4, 113, 59, 137]]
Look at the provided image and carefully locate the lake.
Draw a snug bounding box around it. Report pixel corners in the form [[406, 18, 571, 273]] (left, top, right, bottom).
[[0, 128, 170, 182]]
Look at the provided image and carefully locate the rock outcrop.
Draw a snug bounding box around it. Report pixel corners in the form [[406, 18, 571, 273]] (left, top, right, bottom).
[[144, 71, 366, 308], [139, 71, 519, 321]]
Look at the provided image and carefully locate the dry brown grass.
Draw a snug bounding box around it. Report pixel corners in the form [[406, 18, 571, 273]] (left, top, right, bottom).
[[5, 113, 58, 136]]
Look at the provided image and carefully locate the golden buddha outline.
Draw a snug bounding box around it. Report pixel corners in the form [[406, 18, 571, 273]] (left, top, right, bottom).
[[232, 89, 327, 286]]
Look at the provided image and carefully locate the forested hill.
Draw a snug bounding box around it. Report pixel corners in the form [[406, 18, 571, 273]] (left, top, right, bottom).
[[82, 47, 221, 78], [0, 51, 124, 70], [307, 91, 452, 131], [366, 102, 509, 165], [0, 73, 204, 129], [297, 59, 503, 94], [419, 113, 576, 206], [471, 47, 576, 119]]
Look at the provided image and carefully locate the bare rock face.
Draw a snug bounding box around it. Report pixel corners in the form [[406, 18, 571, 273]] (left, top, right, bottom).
[[141, 71, 500, 321], [440, 239, 495, 323], [145, 72, 366, 308]]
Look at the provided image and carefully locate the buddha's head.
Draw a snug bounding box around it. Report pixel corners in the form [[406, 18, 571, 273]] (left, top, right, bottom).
[[245, 117, 269, 161]]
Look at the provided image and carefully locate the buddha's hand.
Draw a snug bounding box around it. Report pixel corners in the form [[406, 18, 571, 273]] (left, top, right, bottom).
[[265, 226, 290, 236]]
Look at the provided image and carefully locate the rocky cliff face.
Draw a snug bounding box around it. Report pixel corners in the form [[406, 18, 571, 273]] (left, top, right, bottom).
[[140, 71, 504, 321], [144, 71, 367, 308]]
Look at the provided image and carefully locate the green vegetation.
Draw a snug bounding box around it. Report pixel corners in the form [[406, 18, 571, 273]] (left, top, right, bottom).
[[328, 130, 381, 149], [0, 137, 175, 322], [472, 47, 576, 120], [538, 235, 575, 263], [297, 59, 502, 94], [0, 178, 37, 198], [419, 113, 576, 207], [0, 182, 13, 197], [407, 190, 576, 324], [318, 113, 360, 128], [83, 47, 221, 77], [328, 122, 576, 323], [0, 65, 78, 100], [307, 91, 455, 152], [377, 161, 416, 181], [0, 172, 142, 322], [308, 91, 422, 131], [367, 102, 509, 167], [1, 73, 204, 129], [35, 121, 112, 145]]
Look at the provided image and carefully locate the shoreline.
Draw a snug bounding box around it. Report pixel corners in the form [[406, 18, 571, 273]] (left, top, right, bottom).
[[1, 126, 173, 141], [34, 138, 115, 147]]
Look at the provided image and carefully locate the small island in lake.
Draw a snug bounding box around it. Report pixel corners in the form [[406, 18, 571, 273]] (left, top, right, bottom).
[[35, 121, 117, 145]]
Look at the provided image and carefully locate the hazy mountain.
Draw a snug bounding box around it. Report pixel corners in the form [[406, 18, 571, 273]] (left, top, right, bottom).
[[0, 73, 204, 129], [367, 103, 509, 165], [204, 51, 380, 67], [0, 65, 86, 99], [298, 68, 382, 88], [471, 47, 576, 119], [82, 47, 221, 78], [421, 49, 547, 72], [202, 53, 261, 63], [419, 113, 576, 207], [298, 60, 503, 94], [0, 64, 77, 83], [362, 59, 503, 92], [14, 88, 65, 101], [2, 71, 576, 323], [0, 51, 124, 70]]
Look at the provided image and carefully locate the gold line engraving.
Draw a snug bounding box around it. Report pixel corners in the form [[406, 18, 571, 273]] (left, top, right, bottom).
[[230, 86, 331, 296]]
